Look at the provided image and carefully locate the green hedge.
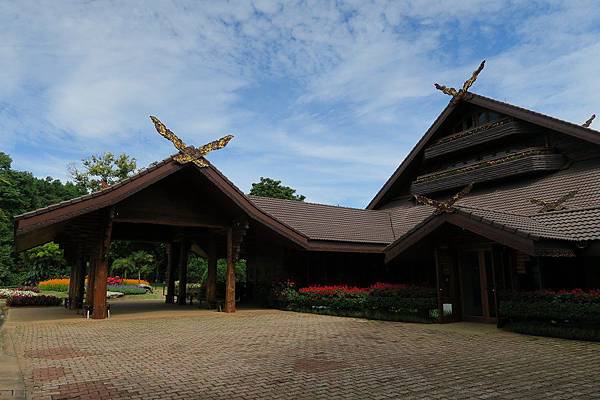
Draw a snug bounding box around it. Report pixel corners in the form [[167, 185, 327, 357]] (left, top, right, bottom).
[[106, 284, 147, 295], [284, 287, 438, 323], [498, 290, 600, 341], [6, 294, 62, 307], [499, 301, 600, 323]]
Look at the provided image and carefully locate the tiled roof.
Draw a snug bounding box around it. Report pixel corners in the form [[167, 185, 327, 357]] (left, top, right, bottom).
[[383, 158, 600, 245], [248, 196, 395, 244]]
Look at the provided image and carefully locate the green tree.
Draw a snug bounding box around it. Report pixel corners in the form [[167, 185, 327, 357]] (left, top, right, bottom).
[[69, 152, 137, 193], [249, 177, 305, 201], [111, 250, 155, 281], [0, 152, 85, 286], [187, 254, 246, 284], [20, 242, 68, 284]]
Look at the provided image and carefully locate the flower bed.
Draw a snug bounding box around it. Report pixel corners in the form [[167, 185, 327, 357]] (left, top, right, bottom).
[[106, 284, 147, 295], [498, 289, 600, 341], [0, 289, 40, 299], [6, 294, 62, 307], [37, 277, 150, 294], [284, 283, 438, 323], [38, 278, 70, 292]]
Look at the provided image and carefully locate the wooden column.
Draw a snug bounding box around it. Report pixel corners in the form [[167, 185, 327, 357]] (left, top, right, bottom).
[[165, 242, 180, 304], [91, 253, 109, 319], [225, 227, 236, 313], [75, 258, 86, 309], [68, 252, 84, 310], [177, 241, 190, 305], [67, 260, 78, 308], [86, 259, 96, 307], [206, 236, 217, 305], [91, 208, 114, 319]]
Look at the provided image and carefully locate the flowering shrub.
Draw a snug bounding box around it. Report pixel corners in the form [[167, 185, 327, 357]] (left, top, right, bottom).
[[285, 283, 437, 323], [38, 278, 70, 292], [6, 294, 62, 307], [107, 276, 123, 285], [299, 285, 369, 295], [0, 289, 40, 299]]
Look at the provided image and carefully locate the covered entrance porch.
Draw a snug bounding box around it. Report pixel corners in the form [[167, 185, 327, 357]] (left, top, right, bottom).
[[384, 211, 582, 323], [13, 159, 309, 319]]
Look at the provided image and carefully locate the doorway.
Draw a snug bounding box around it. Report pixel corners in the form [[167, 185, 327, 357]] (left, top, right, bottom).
[[459, 249, 497, 322]]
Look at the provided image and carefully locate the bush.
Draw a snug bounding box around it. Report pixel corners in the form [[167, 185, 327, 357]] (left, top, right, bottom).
[[106, 284, 146, 295], [6, 294, 62, 307], [498, 289, 600, 341], [499, 289, 600, 323], [285, 283, 438, 323]]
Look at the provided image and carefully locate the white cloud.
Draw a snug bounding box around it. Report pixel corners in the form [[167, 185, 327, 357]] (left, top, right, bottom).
[[2, 0, 600, 207]]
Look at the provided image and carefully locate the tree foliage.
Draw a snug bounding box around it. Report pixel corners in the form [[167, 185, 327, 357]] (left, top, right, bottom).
[[21, 242, 68, 284], [0, 152, 85, 286], [187, 254, 246, 284], [68, 152, 137, 193], [111, 250, 155, 280], [249, 177, 305, 201]]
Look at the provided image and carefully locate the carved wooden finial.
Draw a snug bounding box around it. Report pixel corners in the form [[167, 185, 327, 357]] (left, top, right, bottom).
[[414, 183, 474, 215], [434, 60, 485, 102], [582, 114, 595, 128], [530, 190, 578, 213], [150, 116, 233, 168]]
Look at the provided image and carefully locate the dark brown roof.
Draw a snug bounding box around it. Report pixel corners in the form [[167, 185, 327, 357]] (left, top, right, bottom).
[[384, 158, 600, 259], [367, 92, 600, 210], [14, 94, 600, 255], [249, 196, 394, 244]]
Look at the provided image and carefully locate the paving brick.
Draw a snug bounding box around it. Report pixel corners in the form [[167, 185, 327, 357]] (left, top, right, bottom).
[[6, 309, 600, 399]]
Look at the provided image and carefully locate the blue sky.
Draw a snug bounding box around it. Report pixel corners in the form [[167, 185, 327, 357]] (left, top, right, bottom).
[[1, 1, 599, 207]]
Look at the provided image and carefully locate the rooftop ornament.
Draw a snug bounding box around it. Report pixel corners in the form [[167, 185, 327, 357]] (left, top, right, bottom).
[[414, 183, 473, 215], [530, 191, 578, 213], [434, 60, 485, 102], [582, 114, 595, 128], [150, 116, 234, 168]]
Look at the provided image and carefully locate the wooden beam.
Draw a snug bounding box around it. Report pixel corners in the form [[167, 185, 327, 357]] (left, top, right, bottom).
[[177, 241, 190, 305], [225, 227, 236, 313], [206, 236, 217, 305]]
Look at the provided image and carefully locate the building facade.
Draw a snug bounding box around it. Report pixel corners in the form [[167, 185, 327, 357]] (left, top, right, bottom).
[[13, 93, 600, 320]]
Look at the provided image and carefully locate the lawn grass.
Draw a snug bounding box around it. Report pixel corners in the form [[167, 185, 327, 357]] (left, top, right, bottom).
[[39, 290, 69, 299]]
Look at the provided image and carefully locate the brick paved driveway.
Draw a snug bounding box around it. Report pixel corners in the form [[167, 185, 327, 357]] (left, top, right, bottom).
[[4, 301, 600, 399]]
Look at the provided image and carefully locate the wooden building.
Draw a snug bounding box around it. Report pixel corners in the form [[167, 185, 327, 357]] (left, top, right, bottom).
[[13, 92, 600, 321]]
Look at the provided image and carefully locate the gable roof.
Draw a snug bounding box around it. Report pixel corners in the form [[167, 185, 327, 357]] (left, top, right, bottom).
[[14, 157, 389, 253], [367, 92, 600, 209], [384, 158, 600, 261], [14, 157, 311, 251]]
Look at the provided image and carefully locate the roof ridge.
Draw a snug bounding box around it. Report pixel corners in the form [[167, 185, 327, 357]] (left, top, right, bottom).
[[14, 156, 176, 220], [248, 194, 387, 213], [471, 92, 599, 133]]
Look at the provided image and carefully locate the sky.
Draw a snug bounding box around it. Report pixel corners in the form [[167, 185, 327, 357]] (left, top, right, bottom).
[[1, 0, 600, 208]]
